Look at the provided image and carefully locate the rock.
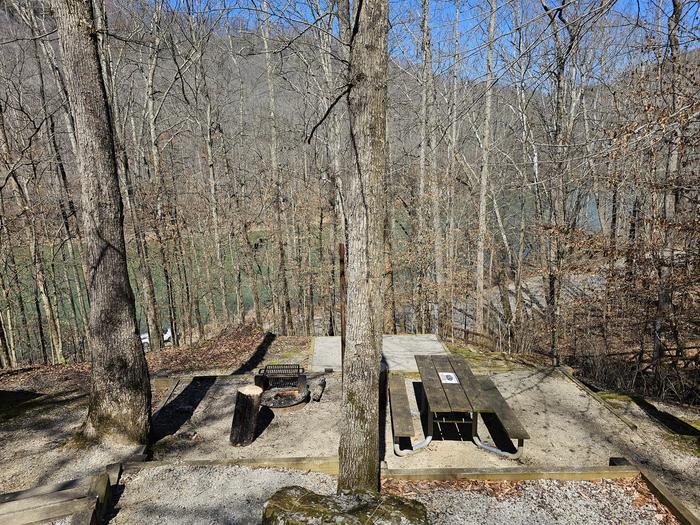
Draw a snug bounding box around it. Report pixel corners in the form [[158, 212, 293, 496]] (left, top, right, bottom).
[[310, 377, 327, 402], [262, 486, 428, 525]]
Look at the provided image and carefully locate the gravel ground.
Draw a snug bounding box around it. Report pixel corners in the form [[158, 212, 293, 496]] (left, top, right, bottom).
[[109, 465, 675, 525], [409, 479, 674, 525], [110, 465, 336, 524], [383, 368, 700, 517]]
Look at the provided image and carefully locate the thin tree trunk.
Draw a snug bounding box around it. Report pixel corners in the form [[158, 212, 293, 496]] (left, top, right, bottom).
[[0, 192, 32, 362], [475, 0, 497, 336], [447, 2, 460, 339], [14, 173, 65, 365], [0, 294, 10, 367], [653, 0, 682, 361], [261, 0, 293, 335], [202, 84, 229, 322], [384, 145, 397, 334], [122, 138, 161, 352], [0, 270, 17, 366], [241, 226, 263, 328]]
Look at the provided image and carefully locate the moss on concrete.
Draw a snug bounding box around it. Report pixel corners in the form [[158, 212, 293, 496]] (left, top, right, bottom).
[[445, 345, 531, 371], [664, 433, 700, 457], [596, 392, 634, 407]]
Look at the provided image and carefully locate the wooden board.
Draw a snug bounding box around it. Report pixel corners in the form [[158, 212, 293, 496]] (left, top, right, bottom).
[[383, 464, 640, 481], [389, 374, 414, 438], [640, 468, 700, 525], [414, 355, 451, 413], [477, 376, 530, 440], [124, 457, 340, 475], [430, 355, 472, 412], [0, 489, 87, 516], [0, 498, 92, 525], [0, 479, 87, 505], [0, 472, 110, 525], [449, 356, 493, 413]]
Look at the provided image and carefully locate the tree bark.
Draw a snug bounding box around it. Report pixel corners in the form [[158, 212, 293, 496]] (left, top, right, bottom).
[[475, 0, 497, 336], [337, 0, 388, 493], [52, 0, 151, 442]]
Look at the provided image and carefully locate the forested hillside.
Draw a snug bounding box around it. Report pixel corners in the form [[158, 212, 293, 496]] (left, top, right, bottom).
[[0, 0, 698, 402]]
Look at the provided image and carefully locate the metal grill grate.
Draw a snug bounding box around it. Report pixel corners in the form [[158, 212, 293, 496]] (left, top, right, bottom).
[[256, 364, 306, 389]]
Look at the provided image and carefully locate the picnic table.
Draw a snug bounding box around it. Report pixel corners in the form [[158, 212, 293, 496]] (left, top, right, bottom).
[[389, 354, 529, 458]]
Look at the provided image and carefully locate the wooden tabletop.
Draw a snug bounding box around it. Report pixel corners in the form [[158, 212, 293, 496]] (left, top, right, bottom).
[[415, 354, 493, 414]]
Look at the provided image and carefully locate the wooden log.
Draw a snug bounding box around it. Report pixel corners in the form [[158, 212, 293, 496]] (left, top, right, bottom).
[[230, 385, 263, 446], [310, 377, 326, 402]]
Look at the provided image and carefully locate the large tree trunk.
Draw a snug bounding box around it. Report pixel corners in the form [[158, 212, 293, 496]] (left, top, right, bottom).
[[337, 0, 388, 493], [52, 0, 151, 442]]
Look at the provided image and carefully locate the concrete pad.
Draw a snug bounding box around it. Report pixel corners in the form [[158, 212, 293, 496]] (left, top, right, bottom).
[[311, 334, 448, 372]]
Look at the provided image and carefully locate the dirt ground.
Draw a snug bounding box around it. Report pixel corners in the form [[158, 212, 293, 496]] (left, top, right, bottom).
[[0, 327, 311, 494], [383, 368, 700, 515], [151, 373, 341, 460], [148, 362, 699, 516], [0, 389, 140, 493], [1, 334, 698, 520]]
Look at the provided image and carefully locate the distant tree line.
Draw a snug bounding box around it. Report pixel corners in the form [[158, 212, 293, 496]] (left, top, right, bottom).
[[0, 0, 697, 402]]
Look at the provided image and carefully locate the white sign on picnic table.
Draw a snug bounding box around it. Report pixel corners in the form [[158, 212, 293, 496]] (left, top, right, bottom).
[[439, 372, 459, 384]]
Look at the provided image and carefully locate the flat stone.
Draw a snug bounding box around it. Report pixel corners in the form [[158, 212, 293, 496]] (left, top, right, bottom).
[[262, 486, 428, 525]]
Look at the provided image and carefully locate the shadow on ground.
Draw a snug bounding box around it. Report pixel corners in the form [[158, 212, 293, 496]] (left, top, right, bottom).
[[631, 396, 700, 437], [406, 382, 516, 453], [151, 376, 217, 443], [150, 333, 277, 445], [0, 389, 87, 427], [232, 333, 276, 374]]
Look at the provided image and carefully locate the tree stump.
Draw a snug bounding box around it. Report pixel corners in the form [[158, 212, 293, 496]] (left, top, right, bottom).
[[230, 385, 263, 446]]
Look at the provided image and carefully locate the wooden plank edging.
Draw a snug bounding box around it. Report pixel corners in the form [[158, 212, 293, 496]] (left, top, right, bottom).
[[152, 378, 181, 416], [0, 472, 110, 525], [121, 457, 640, 482], [639, 468, 700, 525], [116, 457, 700, 525], [382, 464, 640, 481], [0, 478, 88, 505], [0, 498, 92, 525], [122, 456, 341, 475]]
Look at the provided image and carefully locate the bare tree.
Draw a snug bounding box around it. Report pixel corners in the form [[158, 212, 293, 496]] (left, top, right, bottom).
[[337, 0, 388, 492], [51, 0, 151, 442], [474, 0, 497, 337]]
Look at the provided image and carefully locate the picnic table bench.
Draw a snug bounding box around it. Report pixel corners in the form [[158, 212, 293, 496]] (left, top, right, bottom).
[[388, 373, 422, 456], [389, 354, 529, 458]]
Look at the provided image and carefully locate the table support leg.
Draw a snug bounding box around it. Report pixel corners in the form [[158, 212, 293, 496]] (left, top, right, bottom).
[[473, 433, 524, 459], [420, 385, 433, 439]]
